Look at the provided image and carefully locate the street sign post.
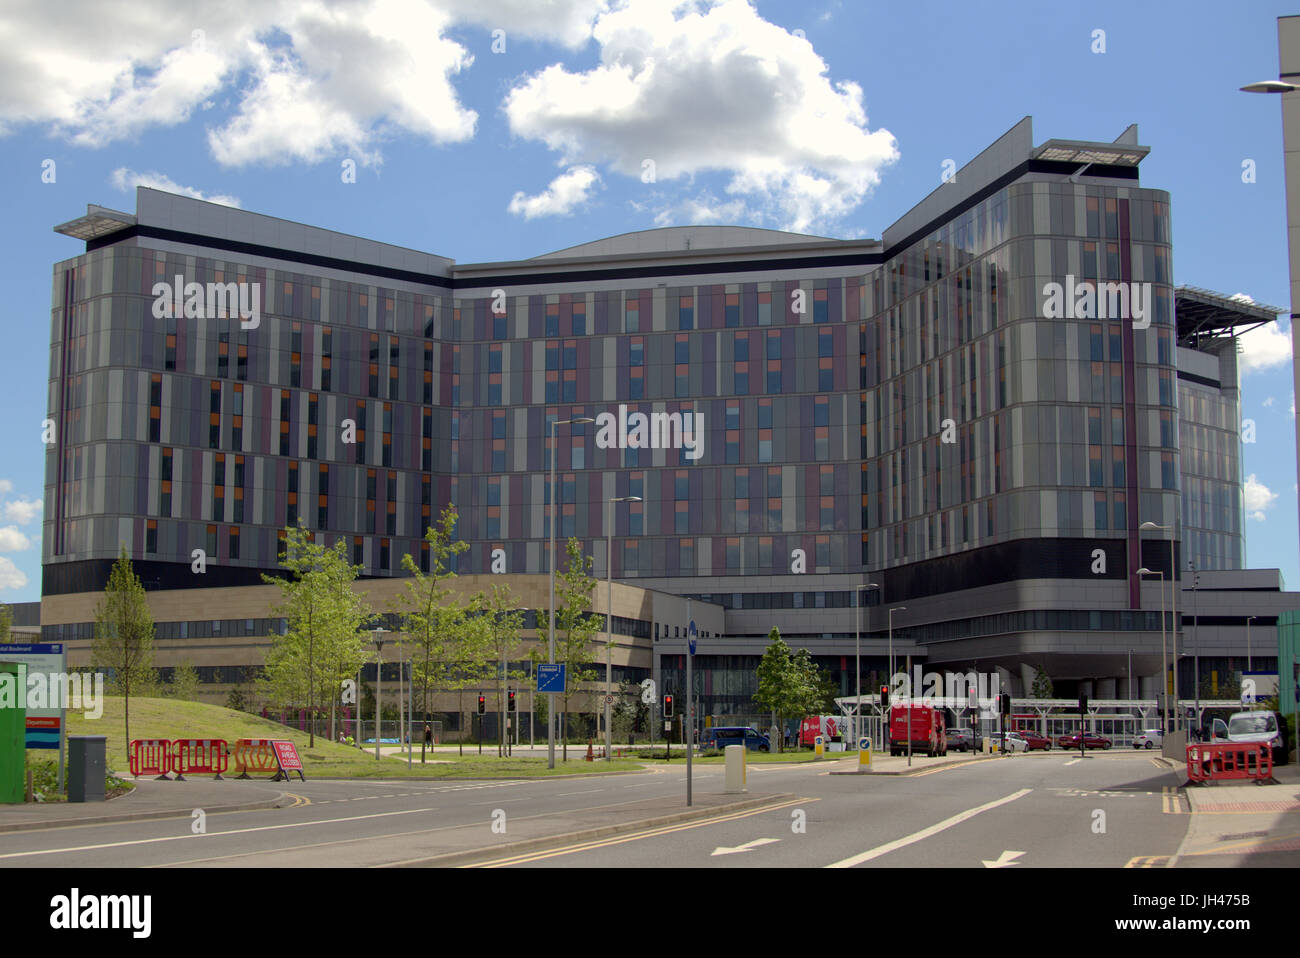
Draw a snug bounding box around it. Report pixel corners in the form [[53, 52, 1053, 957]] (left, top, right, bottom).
[[687, 619, 696, 807], [536, 664, 566, 695]]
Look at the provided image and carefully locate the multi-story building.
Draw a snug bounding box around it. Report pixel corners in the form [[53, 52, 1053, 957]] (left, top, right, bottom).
[[41, 116, 1294, 725]]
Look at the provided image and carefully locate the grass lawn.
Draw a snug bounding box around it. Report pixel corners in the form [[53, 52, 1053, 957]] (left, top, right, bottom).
[[67, 697, 645, 779]]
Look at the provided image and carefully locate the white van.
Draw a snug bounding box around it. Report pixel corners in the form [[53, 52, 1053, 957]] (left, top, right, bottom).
[[1225, 710, 1288, 765]]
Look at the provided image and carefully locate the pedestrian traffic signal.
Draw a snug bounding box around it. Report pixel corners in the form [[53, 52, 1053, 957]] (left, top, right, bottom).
[[880, 685, 889, 709], [663, 693, 674, 717], [999, 692, 1011, 715], [507, 689, 516, 712], [477, 694, 486, 715]]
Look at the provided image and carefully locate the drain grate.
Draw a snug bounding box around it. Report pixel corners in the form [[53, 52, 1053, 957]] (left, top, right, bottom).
[[1217, 830, 1269, 841]]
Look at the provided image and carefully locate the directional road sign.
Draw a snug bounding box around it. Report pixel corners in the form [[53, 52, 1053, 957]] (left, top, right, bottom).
[[537, 663, 566, 694]]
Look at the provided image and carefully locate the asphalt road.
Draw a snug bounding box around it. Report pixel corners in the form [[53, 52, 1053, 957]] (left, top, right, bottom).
[[477, 752, 1191, 868], [0, 752, 1217, 868]]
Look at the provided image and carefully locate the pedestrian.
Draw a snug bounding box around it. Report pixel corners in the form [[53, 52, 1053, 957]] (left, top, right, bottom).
[[784, 726, 792, 750], [424, 722, 433, 747]]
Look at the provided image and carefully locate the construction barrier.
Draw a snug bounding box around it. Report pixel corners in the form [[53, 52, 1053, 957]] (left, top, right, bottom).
[[231, 739, 281, 779], [1186, 742, 1274, 784], [172, 739, 228, 781], [129, 739, 173, 779]]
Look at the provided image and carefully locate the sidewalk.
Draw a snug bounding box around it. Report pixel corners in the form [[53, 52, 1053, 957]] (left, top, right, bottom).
[[830, 750, 997, 776], [1173, 763, 1300, 863], [0, 777, 287, 833]]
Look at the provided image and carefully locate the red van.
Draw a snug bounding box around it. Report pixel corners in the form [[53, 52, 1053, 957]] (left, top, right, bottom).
[[799, 715, 841, 747], [889, 704, 948, 757]]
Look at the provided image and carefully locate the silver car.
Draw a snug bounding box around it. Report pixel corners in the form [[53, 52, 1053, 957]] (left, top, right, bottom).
[[1132, 729, 1163, 749]]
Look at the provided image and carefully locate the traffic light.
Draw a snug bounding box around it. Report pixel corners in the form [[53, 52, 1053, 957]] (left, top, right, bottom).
[[999, 692, 1011, 716], [1078, 694, 1088, 715], [507, 689, 516, 712], [663, 693, 674, 718], [880, 685, 889, 709], [477, 694, 486, 715]]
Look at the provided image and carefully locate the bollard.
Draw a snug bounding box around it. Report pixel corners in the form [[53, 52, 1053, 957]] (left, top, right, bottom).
[[859, 737, 872, 769], [814, 734, 825, 760], [724, 744, 746, 793]]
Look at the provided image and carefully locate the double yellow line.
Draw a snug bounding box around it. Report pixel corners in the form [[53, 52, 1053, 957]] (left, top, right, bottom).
[[467, 797, 813, 867]]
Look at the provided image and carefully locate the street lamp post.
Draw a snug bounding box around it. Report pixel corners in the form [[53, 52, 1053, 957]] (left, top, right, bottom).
[[888, 607, 907, 690], [372, 627, 387, 761], [605, 495, 641, 762], [855, 583, 880, 747], [1141, 521, 1177, 732], [1137, 568, 1165, 732], [547, 416, 594, 770]]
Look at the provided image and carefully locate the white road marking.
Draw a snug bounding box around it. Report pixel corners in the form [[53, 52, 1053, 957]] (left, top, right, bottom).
[[1063, 759, 1082, 766], [0, 807, 441, 860], [825, 789, 1032, 868], [981, 849, 1025, 868], [556, 790, 604, 797], [711, 837, 781, 856]]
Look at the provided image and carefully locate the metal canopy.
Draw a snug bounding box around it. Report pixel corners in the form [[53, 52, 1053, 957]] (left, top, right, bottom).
[[1176, 285, 1285, 349], [52, 204, 136, 241]]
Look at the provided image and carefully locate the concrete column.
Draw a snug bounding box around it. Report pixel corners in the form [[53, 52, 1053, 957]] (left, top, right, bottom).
[[1095, 677, 1117, 699]]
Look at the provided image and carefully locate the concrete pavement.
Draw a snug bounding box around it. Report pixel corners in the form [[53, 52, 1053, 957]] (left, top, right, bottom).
[[0, 777, 288, 833]]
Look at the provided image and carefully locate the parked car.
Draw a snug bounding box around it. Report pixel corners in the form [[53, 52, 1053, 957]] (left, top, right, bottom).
[[996, 732, 1028, 753], [945, 728, 984, 752], [1058, 732, 1112, 750], [700, 727, 770, 753], [1132, 729, 1163, 750], [1015, 729, 1052, 751], [1224, 710, 1289, 765]]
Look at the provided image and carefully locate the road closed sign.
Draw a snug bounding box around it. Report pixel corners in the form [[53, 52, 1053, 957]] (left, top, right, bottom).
[[271, 740, 305, 781]]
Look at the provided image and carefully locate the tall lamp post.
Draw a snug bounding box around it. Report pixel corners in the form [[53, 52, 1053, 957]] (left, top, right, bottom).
[[1137, 568, 1165, 732], [604, 495, 641, 761], [372, 627, 387, 761], [888, 607, 907, 694], [854, 583, 880, 746], [547, 416, 594, 770], [1141, 521, 1177, 732]]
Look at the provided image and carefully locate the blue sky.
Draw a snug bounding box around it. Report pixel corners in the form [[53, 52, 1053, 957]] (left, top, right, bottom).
[[0, 0, 1296, 602]]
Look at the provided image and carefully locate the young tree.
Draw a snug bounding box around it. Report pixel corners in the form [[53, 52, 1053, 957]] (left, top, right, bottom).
[[754, 628, 803, 752], [262, 524, 372, 748], [391, 505, 489, 762], [552, 537, 599, 758], [1031, 665, 1054, 699], [0, 602, 11, 643], [483, 583, 526, 757], [91, 546, 156, 750], [169, 660, 200, 702]]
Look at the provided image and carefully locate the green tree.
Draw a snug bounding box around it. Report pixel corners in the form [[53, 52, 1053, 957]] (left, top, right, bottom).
[[225, 685, 248, 713], [91, 546, 156, 750], [262, 524, 372, 748], [754, 628, 803, 752], [391, 505, 487, 762], [1031, 665, 1054, 699], [552, 537, 599, 758], [483, 583, 526, 756], [169, 660, 200, 702], [0, 602, 11, 643]]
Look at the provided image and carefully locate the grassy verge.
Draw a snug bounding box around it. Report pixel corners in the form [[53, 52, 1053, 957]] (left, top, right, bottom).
[[23, 756, 133, 803], [66, 697, 647, 779]]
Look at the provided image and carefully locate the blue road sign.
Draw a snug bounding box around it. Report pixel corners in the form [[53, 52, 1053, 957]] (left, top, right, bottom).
[[688, 619, 697, 655], [537, 663, 566, 694]]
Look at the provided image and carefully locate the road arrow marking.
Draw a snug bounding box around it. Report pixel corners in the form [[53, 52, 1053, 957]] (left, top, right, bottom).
[[711, 838, 781, 856], [981, 849, 1025, 868]]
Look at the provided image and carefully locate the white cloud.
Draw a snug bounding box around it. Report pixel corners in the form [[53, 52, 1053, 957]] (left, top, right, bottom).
[[111, 168, 240, 207], [1244, 473, 1279, 522], [0, 1, 607, 168], [651, 192, 750, 227], [1238, 320, 1291, 375], [0, 557, 27, 590], [508, 166, 601, 218], [0, 528, 31, 552], [502, 0, 899, 232], [1230, 292, 1255, 304], [0, 480, 11, 495], [3, 499, 42, 525]]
